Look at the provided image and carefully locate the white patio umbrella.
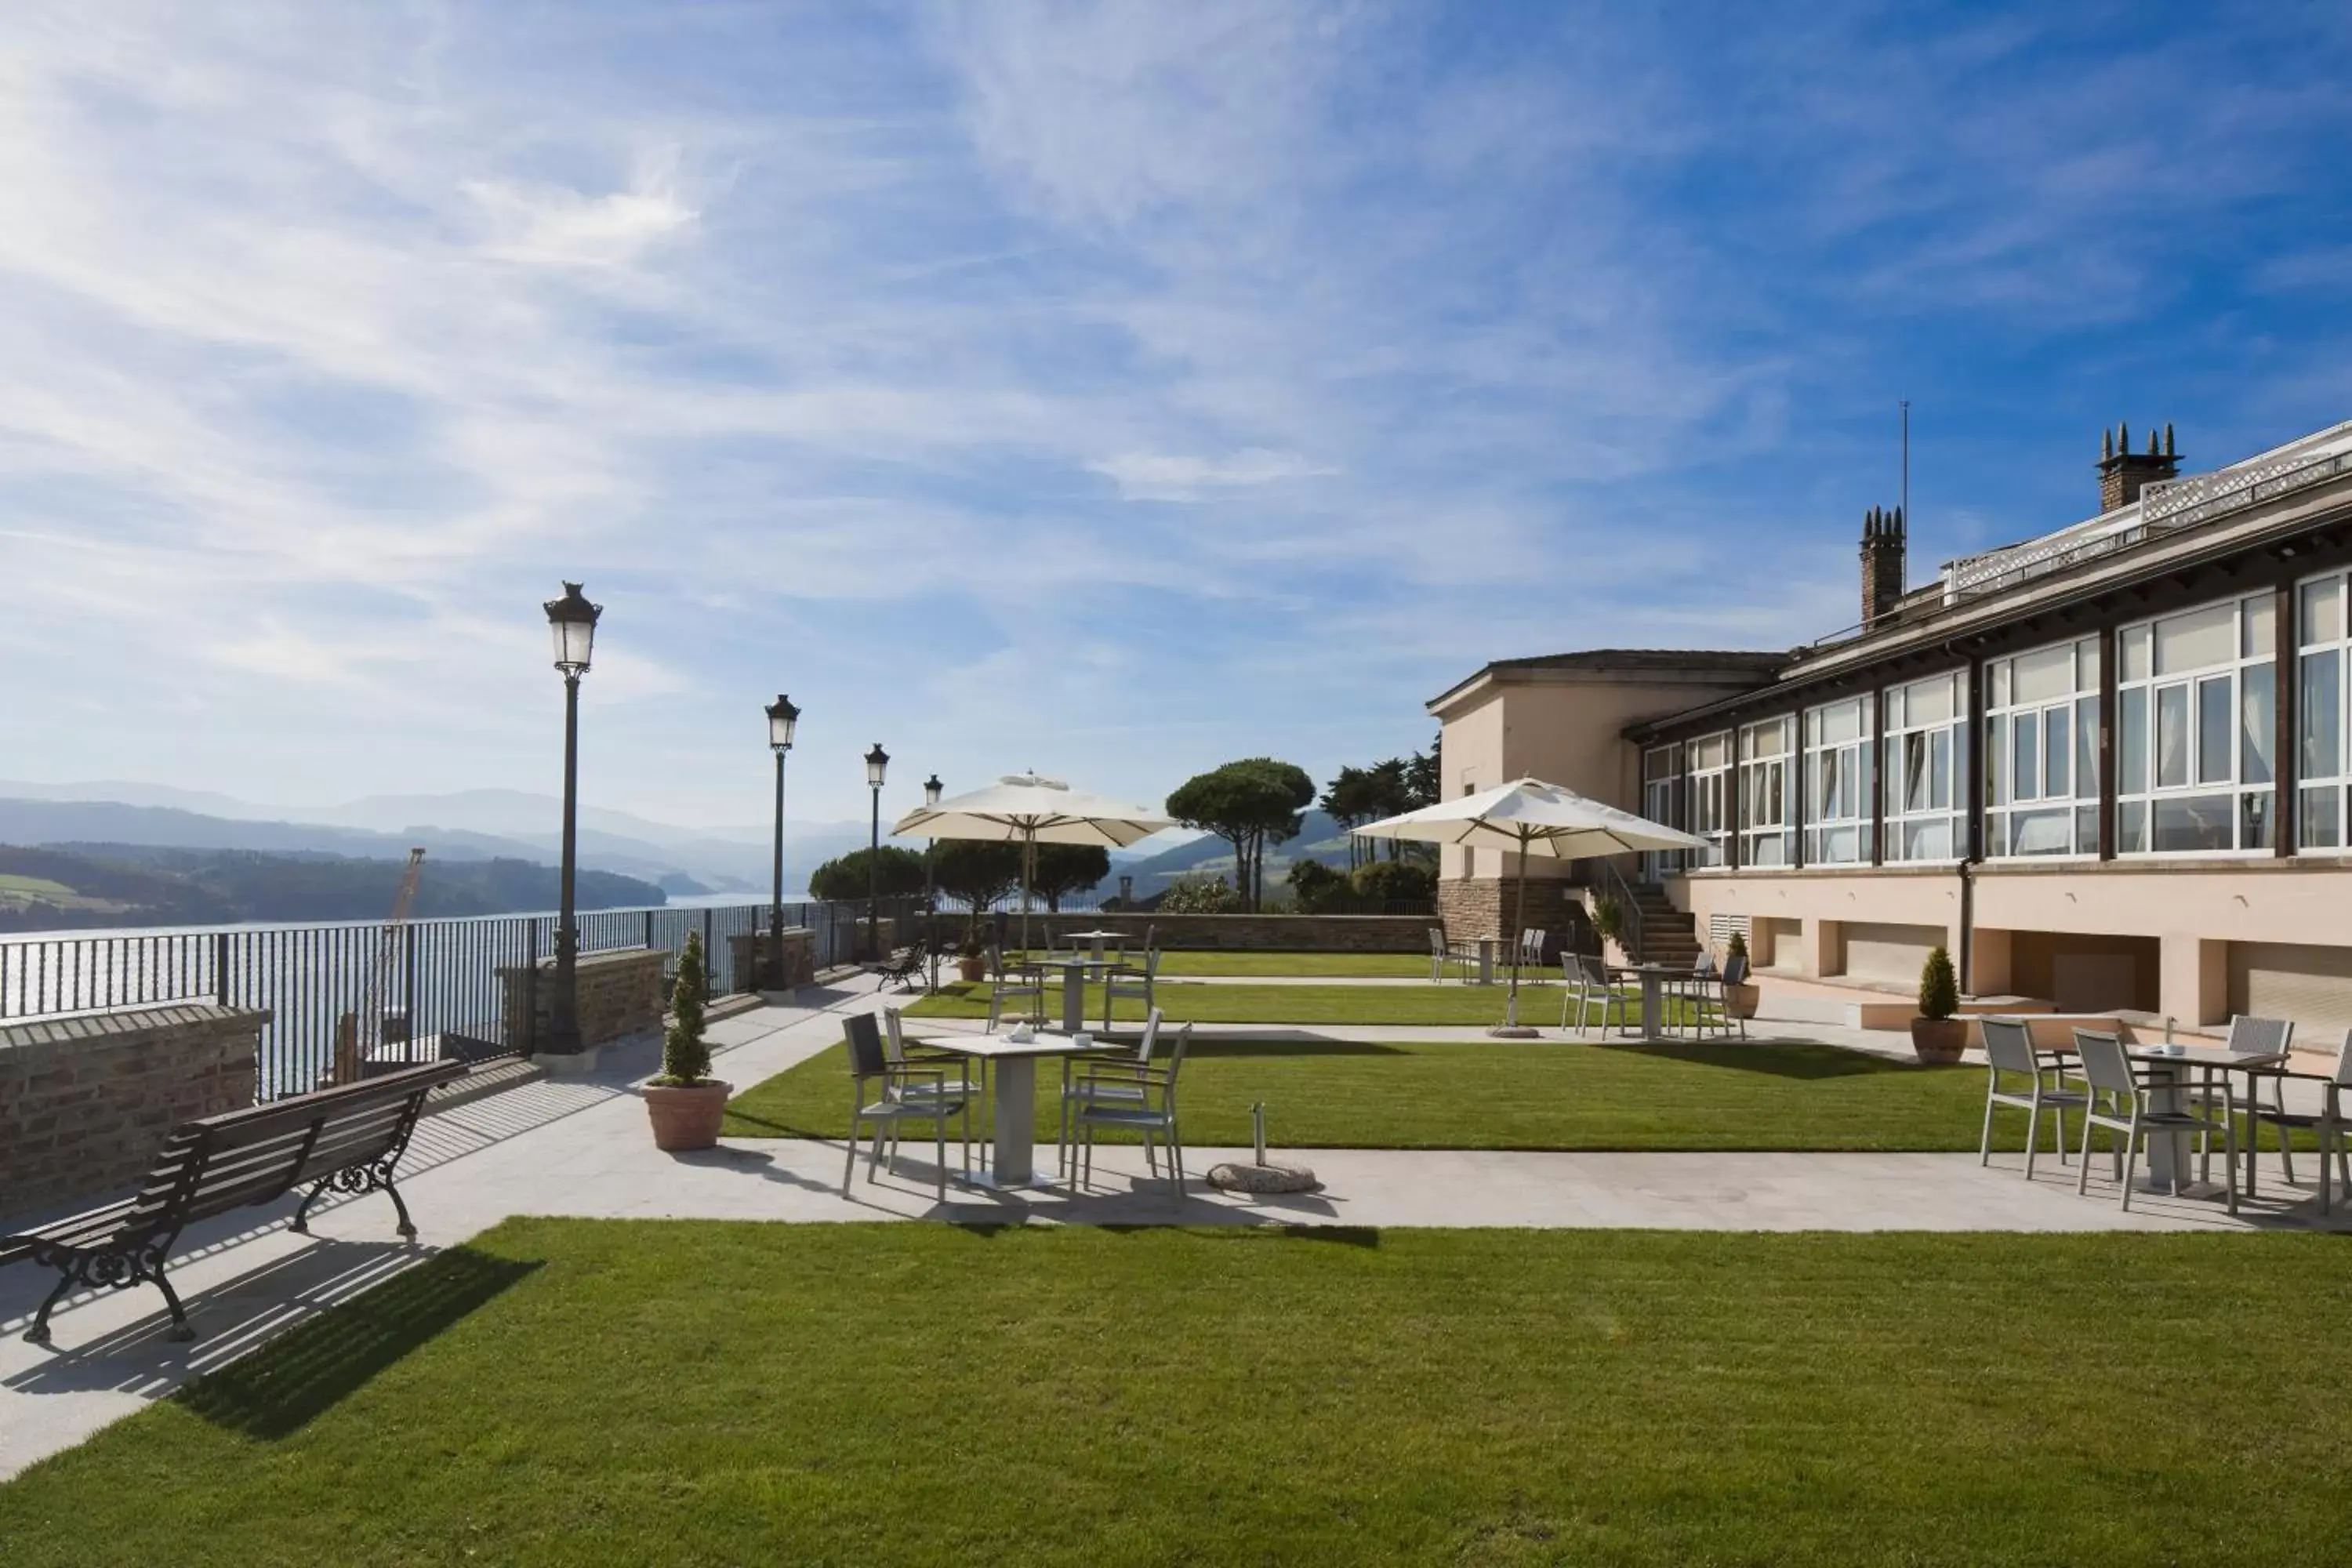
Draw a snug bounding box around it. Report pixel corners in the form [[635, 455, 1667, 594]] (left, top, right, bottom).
[[892, 773, 1174, 955], [1351, 778, 1705, 1035]]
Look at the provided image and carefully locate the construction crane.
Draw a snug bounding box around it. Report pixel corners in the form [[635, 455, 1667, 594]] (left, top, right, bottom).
[[333, 848, 426, 1086]]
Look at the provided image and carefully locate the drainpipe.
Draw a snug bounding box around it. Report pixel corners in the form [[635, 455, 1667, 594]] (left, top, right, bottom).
[[1954, 637, 1984, 999]]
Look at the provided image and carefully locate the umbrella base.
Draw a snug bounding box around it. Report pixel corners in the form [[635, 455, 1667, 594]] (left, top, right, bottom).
[[1486, 1025, 1541, 1040]]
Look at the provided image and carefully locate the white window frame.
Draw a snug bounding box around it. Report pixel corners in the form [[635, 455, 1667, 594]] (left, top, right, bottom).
[[2297, 568, 2349, 854], [2115, 593, 2278, 857], [1984, 640, 2099, 860], [1641, 742, 1684, 879], [1802, 696, 1871, 865], [1737, 717, 1791, 867], [1687, 731, 1731, 869], [1882, 669, 1968, 863]]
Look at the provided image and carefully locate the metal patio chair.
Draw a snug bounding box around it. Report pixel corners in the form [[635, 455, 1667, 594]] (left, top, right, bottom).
[[2241, 1026, 2351, 1212], [1978, 1018, 2087, 1180], [1429, 926, 1477, 983], [1059, 1007, 1163, 1177], [1102, 946, 1162, 1029], [1682, 953, 1748, 1041], [983, 945, 1046, 1033], [1561, 951, 1628, 1036], [2071, 1028, 2235, 1214], [842, 1011, 970, 1202], [1069, 1022, 1192, 1192]]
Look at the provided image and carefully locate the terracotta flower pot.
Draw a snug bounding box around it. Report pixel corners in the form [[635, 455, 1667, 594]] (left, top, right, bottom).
[[1722, 982, 1760, 1021], [1909, 1017, 1968, 1065], [957, 955, 985, 982], [643, 1080, 732, 1151]]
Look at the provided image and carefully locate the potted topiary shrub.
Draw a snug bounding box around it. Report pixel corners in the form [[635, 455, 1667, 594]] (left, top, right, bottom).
[[1588, 894, 1624, 960], [956, 938, 986, 983], [1910, 944, 1966, 1063], [1722, 928, 1759, 1020], [643, 932, 731, 1150]]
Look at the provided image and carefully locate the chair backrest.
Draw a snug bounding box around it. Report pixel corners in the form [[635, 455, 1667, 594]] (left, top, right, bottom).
[[1132, 1007, 1163, 1065], [1980, 1018, 2038, 1076], [2071, 1029, 2135, 1096], [1561, 952, 1599, 988], [844, 1011, 887, 1076], [1160, 1022, 1191, 1091], [1720, 953, 1749, 986], [1142, 948, 1163, 979], [1692, 950, 1716, 975], [881, 1007, 909, 1065], [2225, 1014, 2295, 1058], [1430, 927, 1447, 956]]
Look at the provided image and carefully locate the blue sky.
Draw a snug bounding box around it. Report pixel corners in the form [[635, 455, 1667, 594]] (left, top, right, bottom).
[[3, 2, 2350, 829]]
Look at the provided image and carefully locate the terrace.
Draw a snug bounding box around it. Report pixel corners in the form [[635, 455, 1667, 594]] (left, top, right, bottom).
[[5, 942, 2350, 1563]]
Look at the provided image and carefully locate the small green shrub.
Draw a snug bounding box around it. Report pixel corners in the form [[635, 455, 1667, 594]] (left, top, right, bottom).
[[1287, 859, 1348, 913], [1160, 875, 1244, 914], [1589, 895, 1624, 948], [1351, 860, 1434, 903], [655, 932, 713, 1084], [1726, 928, 1749, 964], [1918, 945, 1959, 1021]]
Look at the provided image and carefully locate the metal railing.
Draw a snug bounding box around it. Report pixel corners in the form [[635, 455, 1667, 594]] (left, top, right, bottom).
[[0, 896, 927, 1102], [1595, 858, 1646, 962]]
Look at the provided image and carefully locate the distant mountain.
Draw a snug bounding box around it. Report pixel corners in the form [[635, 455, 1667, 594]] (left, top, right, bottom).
[[0, 844, 667, 933], [1116, 810, 1359, 896]]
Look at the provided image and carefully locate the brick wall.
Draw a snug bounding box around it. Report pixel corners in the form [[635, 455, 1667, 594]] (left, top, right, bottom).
[[1436, 877, 1592, 955], [0, 1003, 267, 1219], [728, 927, 816, 992], [498, 947, 666, 1054], [988, 913, 1428, 953]]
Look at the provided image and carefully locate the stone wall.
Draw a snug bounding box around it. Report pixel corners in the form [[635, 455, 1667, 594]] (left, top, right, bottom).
[[0, 1003, 267, 1219], [1436, 877, 1592, 956], [728, 927, 816, 993], [497, 947, 666, 1056], [985, 912, 1428, 953]]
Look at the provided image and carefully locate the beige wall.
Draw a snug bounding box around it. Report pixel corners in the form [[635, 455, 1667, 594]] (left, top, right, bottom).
[[1433, 669, 1765, 881], [1673, 861, 2352, 1033]]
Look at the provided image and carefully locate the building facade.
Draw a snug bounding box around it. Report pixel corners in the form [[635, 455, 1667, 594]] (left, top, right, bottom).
[[1431, 419, 2352, 1040]]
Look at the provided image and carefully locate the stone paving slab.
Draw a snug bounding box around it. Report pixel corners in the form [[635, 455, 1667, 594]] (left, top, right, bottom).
[[3, 982, 2343, 1481]]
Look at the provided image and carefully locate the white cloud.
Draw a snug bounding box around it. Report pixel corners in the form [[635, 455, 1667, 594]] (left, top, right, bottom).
[[1090, 447, 1335, 501]]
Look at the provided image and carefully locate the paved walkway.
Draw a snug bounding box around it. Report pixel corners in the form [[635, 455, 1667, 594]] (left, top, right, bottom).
[[3, 978, 2343, 1479]]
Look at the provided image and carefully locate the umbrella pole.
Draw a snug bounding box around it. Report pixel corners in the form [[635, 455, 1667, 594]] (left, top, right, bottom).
[[1019, 832, 1035, 959], [1493, 837, 1538, 1038]]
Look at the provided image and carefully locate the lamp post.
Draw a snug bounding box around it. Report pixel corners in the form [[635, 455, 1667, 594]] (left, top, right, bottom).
[[542, 581, 601, 1056], [864, 742, 889, 960], [764, 695, 798, 989], [923, 772, 942, 990]]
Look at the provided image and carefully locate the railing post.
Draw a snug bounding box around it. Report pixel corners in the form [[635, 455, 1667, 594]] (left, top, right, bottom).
[[214, 930, 230, 1007], [644, 909, 655, 950], [402, 922, 419, 1062]]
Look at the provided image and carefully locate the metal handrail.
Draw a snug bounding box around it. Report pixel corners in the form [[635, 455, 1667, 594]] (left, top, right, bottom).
[[1596, 858, 1646, 963]]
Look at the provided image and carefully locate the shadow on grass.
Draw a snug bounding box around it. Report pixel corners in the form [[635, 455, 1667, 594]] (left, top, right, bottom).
[[1183, 1038, 1408, 1059], [1593, 1038, 1924, 1080], [174, 1247, 540, 1441], [1098, 1222, 1381, 1249]]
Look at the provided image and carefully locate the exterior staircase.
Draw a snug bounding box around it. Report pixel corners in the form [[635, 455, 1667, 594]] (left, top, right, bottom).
[[1619, 880, 1703, 967]]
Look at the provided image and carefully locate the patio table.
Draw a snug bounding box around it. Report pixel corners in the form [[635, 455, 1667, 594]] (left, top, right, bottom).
[[1029, 954, 1119, 1033], [913, 1029, 1105, 1189], [1620, 962, 1682, 1041], [1061, 928, 1125, 960], [2122, 1044, 2287, 1196]]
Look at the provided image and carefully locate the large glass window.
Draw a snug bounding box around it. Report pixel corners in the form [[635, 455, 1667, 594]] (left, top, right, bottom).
[[2300, 572, 2349, 852], [1688, 732, 1731, 868], [1641, 743, 1683, 880], [1884, 670, 1967, 862], [2116, 595, 2276, 854], [1803, 697, 1871, 864], [1985, 639, 2098, 858], [1738, 717, 1792, 867]]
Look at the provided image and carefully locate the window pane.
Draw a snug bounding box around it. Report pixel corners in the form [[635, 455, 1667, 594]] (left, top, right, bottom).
[[2197, 676, 2232, 785], [2075, 804, 2099, 855], [2243, 594, 2276, 659], [1695, 734, 1726, 769], [2304, 577, 2346, 648], [2120, 688, 2147, 794], [2122, 625, 2152, 683], [2014, 644, 2074, 704], [1904, 818, 1952, 861], [2013, 807, 2072, 856], [2045, 706, 2071, 797], [1905, 675, 1953, 725], [2303, 651, 2343, 780], [2076, 638, 2100, 691], [2013, 713, 2038, 801], [2303, 786, 2343, 850], [2154, 602, 2238, 676], [2243, 791, 2274, 851], [2118, 799, 2147, 854], [2156, 684, 2190, 788], [1984, 811, 2009, 858], [2153, 794, 2234, 853], [1987, 717, 2008, 806], [1929, 728, 1951, 810], [2241, 662, 2274, 787], [2075, 696, 2099, 798], [1991, 659, 2012, 708]]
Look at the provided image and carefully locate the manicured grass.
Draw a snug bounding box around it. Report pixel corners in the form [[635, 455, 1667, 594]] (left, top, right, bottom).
[[728, 1033, 2027, 1150], [1145, 949, 1438, 978], [906, 978, 1613, 1028], [5, 1220, 2348, 1565]]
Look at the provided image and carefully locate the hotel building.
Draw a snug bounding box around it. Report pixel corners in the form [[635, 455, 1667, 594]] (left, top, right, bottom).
[[1430, 419, 2352, 1042]]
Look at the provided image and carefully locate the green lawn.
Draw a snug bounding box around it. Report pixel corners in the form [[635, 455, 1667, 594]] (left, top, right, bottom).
[[729, 1033, 2028, 1150], [907, 978, 1620, 1028], [5, 1221, 2347, 1565], [1004, 950, 1504, 978]]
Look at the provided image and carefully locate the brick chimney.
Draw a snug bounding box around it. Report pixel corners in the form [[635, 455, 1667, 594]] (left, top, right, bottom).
[[1860, 504, 1906, 627], [2098, 420, 2180, 513]]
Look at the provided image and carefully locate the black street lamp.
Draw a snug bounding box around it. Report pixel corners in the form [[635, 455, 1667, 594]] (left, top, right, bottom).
[[864, 742, 889, 960], [542, 581, 601, 1055], [765, 694, 798, 989], [923, 772, 943, 990]]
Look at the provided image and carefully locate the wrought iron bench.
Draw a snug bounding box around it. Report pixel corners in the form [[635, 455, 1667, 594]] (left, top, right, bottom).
[[1, 1058, 467, 1346]]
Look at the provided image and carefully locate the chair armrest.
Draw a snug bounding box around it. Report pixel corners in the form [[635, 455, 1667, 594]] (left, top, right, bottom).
[[2240, 1067, 2339, 1084], [886, 1066, 953, 1091], [1080, 1064, 1169, 1087]]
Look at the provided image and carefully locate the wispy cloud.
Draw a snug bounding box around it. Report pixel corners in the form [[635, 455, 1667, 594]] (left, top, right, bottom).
[[0, 2, 2347, 828]]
